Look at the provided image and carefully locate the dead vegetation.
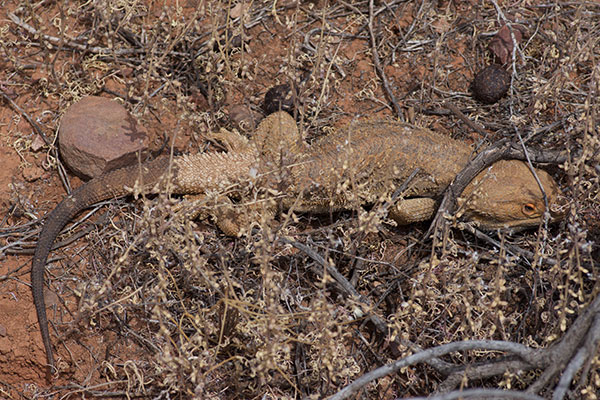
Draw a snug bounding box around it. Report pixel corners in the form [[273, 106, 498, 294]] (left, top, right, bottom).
[[0, 0, 599, 399]]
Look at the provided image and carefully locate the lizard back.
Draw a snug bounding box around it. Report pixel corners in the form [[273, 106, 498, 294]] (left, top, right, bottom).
[[287, 120, 473, 212]]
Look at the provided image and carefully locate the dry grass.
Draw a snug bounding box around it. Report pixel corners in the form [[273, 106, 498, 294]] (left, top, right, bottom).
[[0, 0, 599, 398]]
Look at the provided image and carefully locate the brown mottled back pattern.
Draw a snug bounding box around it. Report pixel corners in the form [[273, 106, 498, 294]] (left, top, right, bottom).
[[287, 119, 472, 212]]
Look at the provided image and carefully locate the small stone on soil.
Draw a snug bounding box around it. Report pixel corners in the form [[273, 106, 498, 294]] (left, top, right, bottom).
[[59, 96, 149, 178], [263, 83, 296, 114], [471, 65, 510, 104]]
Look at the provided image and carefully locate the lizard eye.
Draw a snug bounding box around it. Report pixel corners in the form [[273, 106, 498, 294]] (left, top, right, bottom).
[[522, 203, 537, 216]]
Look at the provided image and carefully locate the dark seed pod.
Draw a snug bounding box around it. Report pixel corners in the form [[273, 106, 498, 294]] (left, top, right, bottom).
[[471, 64, 510, 104], [263, 83, 296, 114]]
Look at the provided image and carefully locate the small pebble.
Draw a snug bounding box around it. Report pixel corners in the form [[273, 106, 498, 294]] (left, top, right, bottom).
[[263, 83, 296, 114]]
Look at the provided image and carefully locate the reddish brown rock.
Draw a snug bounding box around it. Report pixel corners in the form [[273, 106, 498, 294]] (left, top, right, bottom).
[[59, 96, 148, 178]]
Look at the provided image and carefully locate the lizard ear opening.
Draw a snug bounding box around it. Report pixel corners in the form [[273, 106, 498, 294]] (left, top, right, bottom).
[[522, 203, 537, 216]]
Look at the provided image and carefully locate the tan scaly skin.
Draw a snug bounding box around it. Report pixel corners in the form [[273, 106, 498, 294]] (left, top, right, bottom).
[[32, 111, 564, 372]]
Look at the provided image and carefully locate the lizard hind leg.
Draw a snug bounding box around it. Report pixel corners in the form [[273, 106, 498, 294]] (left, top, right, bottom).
[[207, 111, 303, 160], [389, 197, 438, 225], [205, 127, 251, 153], [252, 111, 306, 162]]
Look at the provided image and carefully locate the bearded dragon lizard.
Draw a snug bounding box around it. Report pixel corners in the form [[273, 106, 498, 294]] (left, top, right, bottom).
[[31, 111, 564, 370]]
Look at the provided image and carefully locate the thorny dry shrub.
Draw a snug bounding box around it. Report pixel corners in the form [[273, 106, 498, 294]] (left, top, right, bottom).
[[1, 0, 599, 399], [85, 194, 364, 397]]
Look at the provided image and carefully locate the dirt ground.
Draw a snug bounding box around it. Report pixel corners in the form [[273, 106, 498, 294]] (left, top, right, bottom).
[[0, 1, 599, 399]]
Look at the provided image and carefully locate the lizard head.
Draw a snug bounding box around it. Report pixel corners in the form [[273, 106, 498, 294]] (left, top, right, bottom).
[[458, 160, 566, 230]]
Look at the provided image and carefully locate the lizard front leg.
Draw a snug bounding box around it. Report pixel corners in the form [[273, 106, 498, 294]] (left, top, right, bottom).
[[389, 197, 438, 225], [205, 127, 251, 152]]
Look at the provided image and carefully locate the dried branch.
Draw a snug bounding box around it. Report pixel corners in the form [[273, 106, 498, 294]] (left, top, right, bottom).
[[331, 291, 600, 399], [406, 389, 545, 400], [368, 0, 402, 117], [426, 139, 569, 239], [330, 339, 539, 400]]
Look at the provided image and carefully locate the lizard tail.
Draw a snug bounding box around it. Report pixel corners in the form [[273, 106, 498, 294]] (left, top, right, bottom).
[[31, 155, 172, 369]]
